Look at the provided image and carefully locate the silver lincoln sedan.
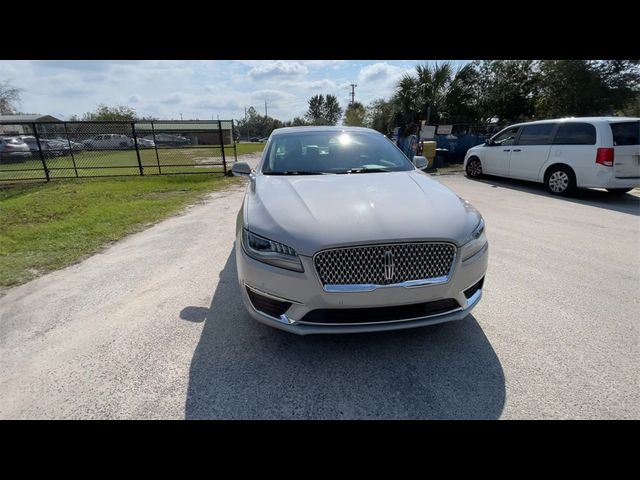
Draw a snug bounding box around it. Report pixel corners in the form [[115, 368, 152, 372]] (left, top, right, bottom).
[[232, 126, 488, 334]]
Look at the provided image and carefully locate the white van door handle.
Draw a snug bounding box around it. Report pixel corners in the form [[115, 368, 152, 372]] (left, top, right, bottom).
[[512, 149, 521, 152]]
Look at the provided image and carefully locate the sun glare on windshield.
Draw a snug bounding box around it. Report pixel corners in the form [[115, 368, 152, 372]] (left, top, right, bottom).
[[338, 133, 352, 146]]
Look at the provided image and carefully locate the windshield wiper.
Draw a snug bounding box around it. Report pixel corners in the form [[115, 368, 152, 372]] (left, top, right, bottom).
[[267, 171, 331, 175], [339, 167, 392, 174]]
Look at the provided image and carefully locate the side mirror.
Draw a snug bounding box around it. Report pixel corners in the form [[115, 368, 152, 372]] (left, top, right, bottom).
[[413, 156, 428, 170], [232, 162, 252, 177]]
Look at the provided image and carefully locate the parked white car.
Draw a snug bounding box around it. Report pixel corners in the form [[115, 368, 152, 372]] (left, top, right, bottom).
[[464, 117, 640, 195], [82, 134, 133, 150], [135, 137, 155, 148]]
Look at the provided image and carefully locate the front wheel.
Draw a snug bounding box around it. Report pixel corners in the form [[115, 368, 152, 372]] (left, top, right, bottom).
[[545, 166, 576, 196], [465, 157, 483, 178], [606, 188, 632, 195]]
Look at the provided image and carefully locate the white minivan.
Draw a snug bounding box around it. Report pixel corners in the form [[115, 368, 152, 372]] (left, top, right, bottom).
[[463, 117, 640, 195]]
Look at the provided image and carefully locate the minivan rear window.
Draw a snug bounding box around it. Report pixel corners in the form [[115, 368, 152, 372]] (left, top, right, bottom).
[[610, 121, 639, 146], [553, 123, 596, 145]]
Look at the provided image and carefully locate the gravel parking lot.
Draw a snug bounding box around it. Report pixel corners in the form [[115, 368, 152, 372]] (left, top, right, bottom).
[[1, 169, 638, 419]]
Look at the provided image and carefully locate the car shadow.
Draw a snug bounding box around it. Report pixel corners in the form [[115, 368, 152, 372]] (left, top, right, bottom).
[[184, 247, 506, 419], [472, 175, 640, 216]]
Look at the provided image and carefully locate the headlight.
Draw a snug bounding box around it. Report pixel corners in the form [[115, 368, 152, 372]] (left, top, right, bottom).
[[461, 218, 487, 261], [242, 229, 304, 272]]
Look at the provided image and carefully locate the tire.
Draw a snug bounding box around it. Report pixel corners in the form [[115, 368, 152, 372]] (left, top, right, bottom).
[[545, 165, 576, 196], [465, 157, 483, 178], [606, 188, 632, 195]]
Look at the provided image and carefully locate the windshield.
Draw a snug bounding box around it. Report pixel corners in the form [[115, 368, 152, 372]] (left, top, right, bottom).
[[261, 131, 414, 175]]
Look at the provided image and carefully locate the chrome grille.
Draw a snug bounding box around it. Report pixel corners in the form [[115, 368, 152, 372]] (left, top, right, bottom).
[[314, 242, 456, 287]]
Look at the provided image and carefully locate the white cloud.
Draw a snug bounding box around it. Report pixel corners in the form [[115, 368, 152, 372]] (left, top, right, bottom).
[[298, 60, 346, 69], [358, 62, 409, 83], [282, 79, 338, 91], [248, 61, 308, 79]]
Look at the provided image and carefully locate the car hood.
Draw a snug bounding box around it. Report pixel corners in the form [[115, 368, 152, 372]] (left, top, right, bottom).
[[245, 170, 482, 256]]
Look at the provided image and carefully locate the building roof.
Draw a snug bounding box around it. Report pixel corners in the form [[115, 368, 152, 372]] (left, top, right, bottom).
[[0, 114, 62, 123]]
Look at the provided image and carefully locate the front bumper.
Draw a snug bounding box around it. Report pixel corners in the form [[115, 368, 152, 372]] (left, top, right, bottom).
[[236, 239, 488, 335]]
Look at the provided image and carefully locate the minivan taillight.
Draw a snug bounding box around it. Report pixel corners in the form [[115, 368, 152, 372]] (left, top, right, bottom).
[[596, 148, 614, 167]]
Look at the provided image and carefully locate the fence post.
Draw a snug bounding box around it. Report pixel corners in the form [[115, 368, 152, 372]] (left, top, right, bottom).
[[63, 122, 79, 178], [218, 119, 227, 175], [151, 121, 161, 174], [231, 119, 238, 162], [33, 123, 50, 182], [131, 122, 144, 176]]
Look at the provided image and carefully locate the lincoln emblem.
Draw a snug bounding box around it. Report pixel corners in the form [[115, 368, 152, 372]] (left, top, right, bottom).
[[383, 250, 395, 281]]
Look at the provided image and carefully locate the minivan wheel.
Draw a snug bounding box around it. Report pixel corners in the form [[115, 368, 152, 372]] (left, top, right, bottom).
[[545, 166, 576, 196], [466, 157, 483, 178], [606, 188, 632, 195]]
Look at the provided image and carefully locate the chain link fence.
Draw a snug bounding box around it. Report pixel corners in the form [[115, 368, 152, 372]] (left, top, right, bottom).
[[0, 120, 238, 183]]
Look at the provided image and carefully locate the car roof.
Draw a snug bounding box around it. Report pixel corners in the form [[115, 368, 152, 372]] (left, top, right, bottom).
[[507, 116, 639, 128], [271, 126, 381, 136]]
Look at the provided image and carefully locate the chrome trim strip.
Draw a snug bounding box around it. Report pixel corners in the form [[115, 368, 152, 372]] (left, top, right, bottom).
[[323, 275, 451, 293], [244, 282, 302, 323], [463, 287, 482, 310], [243, 282, 303, 305]]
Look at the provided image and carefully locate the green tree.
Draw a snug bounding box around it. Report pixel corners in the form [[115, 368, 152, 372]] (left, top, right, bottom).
[[282, 116, 309, 127], [305, 94, 325, 124], [0, 79, 22, 114], [536, 60, 640, 117], [81, 104, 137, 121], [413, 62, 455, 123], [390, 62, 484, 125], [305, 94, 343, 125], [473, 60, 540, 123], [442, 63, 483, 123], [235, 106, 284, 138], [343, 101, 366, 126], [323, 94, 343, 125], [618, 93, 640, 117], [393, 75, 418, 125], [365, 98, 397, 134]]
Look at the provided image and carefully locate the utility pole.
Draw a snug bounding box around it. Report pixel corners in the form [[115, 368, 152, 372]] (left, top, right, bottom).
[[265, 100, 268, 118], [350, 84, 357, 105], [180, 113, 183, 121], [244, 107, 248, 141]]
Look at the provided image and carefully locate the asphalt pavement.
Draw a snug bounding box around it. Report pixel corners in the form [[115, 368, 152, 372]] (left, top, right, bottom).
[[1, 168, 638, 419]]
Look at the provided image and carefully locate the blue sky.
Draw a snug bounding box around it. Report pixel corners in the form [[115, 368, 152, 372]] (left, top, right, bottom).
[[1, 60, 470, 121]]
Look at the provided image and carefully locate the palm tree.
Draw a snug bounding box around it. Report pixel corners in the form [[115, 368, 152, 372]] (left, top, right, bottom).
[[394, 74, 418, 125], [391, 62, 482, 125], [414, 62, 455, 124]]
